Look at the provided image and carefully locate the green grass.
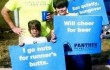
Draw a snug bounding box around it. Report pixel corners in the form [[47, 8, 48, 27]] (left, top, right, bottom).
[[0, 0, 17, 68], [0, 33, 18, 67], [91, 39, 110, 65]]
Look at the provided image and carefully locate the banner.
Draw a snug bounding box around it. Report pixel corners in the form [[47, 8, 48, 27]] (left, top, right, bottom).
[[54, 15, 102, 55], [9, 42, 66, 70], [68, 0, 108, 25]]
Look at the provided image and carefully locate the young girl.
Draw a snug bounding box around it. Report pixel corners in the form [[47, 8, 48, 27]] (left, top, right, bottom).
[[20, 20, 47, 45]]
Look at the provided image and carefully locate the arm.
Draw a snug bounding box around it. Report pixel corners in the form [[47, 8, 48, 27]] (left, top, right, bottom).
[[1, 6, 22, 35], [50, 30, 56, 42]]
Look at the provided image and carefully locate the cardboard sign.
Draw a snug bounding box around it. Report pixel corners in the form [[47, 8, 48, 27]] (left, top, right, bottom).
[[9, 42, 66, 70], [68, 0, 108, 25], [54, 15, 102, 55]]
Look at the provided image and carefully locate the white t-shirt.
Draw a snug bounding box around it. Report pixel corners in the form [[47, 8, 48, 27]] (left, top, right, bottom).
[[23, 37, 47, 44], [57, 12, 78, 16]]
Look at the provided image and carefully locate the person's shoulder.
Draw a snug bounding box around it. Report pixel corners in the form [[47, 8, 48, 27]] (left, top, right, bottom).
[[67, 13, 79, 16], [39, 37, 47, 39], [6, 0, 19, 4], [22, 37, 33, 44], [5, 0, 19, 11], [38, 36, 48, 42], [23, 37, 33, 41]]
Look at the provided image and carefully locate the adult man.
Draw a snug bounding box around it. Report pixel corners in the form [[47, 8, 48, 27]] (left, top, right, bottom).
[[1, 0, 55, 42]]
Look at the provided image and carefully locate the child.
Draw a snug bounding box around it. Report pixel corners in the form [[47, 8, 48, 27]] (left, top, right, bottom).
[[53, 0, 92, 70], [20, 20, 47, 45]]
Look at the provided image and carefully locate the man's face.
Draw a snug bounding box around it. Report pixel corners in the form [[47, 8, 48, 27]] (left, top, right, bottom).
[[56, 6, 67, 15]]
